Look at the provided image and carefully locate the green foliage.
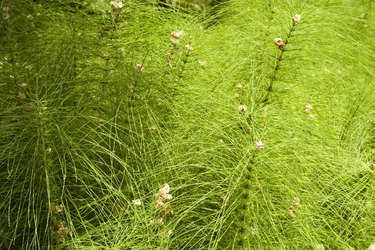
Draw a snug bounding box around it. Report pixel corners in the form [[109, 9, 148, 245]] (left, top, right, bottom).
[[0, 0, 374, 249]]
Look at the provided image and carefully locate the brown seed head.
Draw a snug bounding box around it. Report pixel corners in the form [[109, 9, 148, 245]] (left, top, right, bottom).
[[17, 92, 26, 101], [171, 30, 184, 39], [185, 44, 193, 51], [238, 105, 247, 113]]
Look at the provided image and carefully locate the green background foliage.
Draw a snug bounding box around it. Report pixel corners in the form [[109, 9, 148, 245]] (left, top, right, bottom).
[[0, 0, 374, 249]]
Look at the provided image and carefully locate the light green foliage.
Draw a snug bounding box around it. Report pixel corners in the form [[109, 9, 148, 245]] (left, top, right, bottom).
[[176, 0, 218, 11], [0, 0, 374, 249]]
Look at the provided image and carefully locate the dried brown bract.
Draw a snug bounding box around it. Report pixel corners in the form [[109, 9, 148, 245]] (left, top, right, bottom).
[[274, 38, 285, 49]]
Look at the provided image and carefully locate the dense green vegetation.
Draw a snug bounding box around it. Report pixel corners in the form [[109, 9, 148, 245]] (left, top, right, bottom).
[[0, 0, 374, 249]]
